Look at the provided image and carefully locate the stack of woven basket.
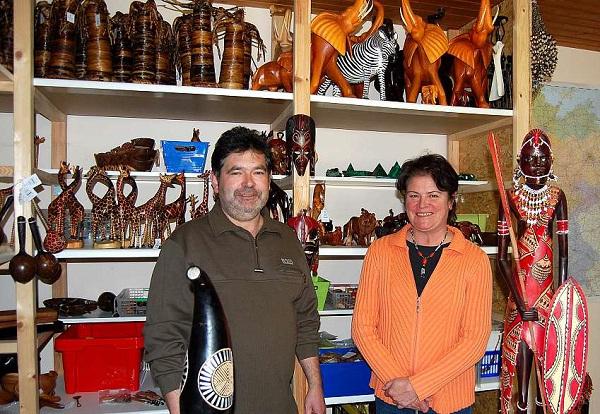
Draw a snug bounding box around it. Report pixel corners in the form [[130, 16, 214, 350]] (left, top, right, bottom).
[[0, 0, 13, 72]]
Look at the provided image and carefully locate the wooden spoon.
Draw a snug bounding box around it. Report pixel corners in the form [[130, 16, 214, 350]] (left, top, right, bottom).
[[8, 216, 37, 284], [28, 217, 61, 284]]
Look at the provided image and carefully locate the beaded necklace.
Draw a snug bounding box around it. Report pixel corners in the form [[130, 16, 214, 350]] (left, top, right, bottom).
[[410, 228, 448, 278], [514, 184, 551, 225]]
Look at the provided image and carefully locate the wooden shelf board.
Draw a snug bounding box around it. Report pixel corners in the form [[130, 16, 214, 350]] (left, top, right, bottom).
[[34, 78, 292, 124], [0, 331, 55, 355], [0, 64, 12, 82], [0, 248, 15, 266], [38, 168, 211, 186], [311, 95, 513, 134], [320, 245, 497, 256], [325, 394, 375, 405], [55, 247, 161, 260], [275, 175, 489, 190]]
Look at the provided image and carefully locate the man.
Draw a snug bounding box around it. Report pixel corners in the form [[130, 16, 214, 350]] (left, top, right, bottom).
[[144, 126, 325, 414]]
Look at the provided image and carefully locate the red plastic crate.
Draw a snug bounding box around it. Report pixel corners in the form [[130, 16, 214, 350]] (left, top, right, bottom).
[[55, 322, 144, 393]]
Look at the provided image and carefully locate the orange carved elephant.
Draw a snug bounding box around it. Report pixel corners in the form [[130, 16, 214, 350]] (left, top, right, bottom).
[[447, 0, 498, 108], [251, 51, 293, 92], [310, 0, 384, 97], [400, 0, 449, 105]]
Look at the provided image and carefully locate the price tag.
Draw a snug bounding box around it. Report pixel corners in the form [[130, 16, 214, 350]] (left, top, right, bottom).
[[153, 238, 162, 249], [22, 173, 42, 190], [66, 12, 75, 24], [95, 13, 101, 26], [320, 209, 330, 222]]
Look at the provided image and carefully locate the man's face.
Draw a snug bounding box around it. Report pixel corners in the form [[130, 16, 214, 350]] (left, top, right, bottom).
[[211, 150, 270, 224]]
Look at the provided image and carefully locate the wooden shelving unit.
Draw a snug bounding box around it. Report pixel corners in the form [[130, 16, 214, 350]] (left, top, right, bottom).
[[4, 0, 532, 411]]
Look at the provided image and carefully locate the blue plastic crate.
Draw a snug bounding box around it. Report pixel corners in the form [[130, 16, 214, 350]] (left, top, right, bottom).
[[161, 140, 209, 173], [319, 348, 372, 398], [479, 350, 501, 378]]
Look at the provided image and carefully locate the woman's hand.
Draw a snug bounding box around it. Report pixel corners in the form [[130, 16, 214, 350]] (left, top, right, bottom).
[[383, 378, 420, 408]]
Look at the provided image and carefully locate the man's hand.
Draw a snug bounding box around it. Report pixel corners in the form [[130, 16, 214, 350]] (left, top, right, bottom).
[[299, 357, 326, 414], [383, 378, 419, 408], [304, 386, 326, 414], [164, 389, 180, 414]]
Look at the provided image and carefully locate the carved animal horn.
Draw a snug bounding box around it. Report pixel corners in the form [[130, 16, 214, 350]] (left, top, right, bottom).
[[492, 5, 500, 25], [400, 0, 418, 33], [475, 0, 492, 32]]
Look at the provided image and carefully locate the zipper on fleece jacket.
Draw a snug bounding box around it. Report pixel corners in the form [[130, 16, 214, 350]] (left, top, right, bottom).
[[412, 296, 422, 375], [253, 236, 264, 273]]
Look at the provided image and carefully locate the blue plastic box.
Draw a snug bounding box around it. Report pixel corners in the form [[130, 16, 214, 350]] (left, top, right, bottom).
[[161, 140, 209, 173], [319, 348, 372, 398]]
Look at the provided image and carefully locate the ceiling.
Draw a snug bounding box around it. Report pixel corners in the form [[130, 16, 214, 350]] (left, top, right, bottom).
[[234, 0, 600, 52]]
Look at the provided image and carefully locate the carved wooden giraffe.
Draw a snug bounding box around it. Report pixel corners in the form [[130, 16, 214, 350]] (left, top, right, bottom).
[[86, 166, 119, 242], [189, 171, 211, 220], [44, 162, 85, 252], [133, 174, 175, 248], [160, 172, 186, 239], [116, 166, 138, 247]]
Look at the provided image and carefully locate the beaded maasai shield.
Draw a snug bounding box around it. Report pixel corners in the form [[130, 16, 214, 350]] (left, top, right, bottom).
[[543, 277, 589, 414]]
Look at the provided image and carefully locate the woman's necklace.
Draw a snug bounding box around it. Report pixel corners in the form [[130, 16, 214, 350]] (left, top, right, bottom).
[[410, 228, 448, 278]]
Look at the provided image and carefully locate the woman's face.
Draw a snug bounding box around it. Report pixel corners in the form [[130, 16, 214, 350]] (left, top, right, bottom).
[[405, 174, 453, 237]]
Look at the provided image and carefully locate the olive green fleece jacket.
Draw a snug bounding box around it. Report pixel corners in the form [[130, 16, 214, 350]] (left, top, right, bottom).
[[144, 203, 320, 414]]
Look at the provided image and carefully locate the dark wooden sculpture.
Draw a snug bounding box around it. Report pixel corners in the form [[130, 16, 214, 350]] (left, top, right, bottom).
[[86, 166, 120, 246], [320, 226, 343, 246], [267, 131, 288, 175], [94, 138, 157, 171], [311, 183, 325, 220], [267, 181, 291, 223], [453, 220, 483, 245], [110, 12, 133, 83], [79, 0, 113, 81], [116, 166, 139, 248], [448, 0, 498, 108], [34, 1, 52, 78], [343, 208, 377, 246], [189, 170, 211, 220], [310, 0, 384, 97], [44, 162, 84, 252], [47, 0, 79, 79], [374, 209, 408, 238], [161, 172, 186, 239], [129, 0, 161, 84], [133, 173, 175, 248], [0, 194, 13, 245], [399, 0, 449, 105]]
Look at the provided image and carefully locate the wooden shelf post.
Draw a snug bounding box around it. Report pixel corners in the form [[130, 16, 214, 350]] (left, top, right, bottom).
[[13, 0, 40, 412]]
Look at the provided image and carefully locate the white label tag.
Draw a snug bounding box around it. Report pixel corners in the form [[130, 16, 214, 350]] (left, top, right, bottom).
[[95, 13, 101, 26], [320, 209, 330, 222], [22, 174, 42, 189], [19, 186, 38, 203], [153, 238, 162, 249], [66, 12, 75, 24]]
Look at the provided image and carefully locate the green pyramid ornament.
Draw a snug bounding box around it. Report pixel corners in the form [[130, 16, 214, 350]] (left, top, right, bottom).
[[387, 162, 402, 179], [372, 163, 387, 177]]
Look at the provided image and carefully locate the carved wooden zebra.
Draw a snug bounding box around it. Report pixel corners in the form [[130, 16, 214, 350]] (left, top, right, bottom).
[[317, 26, 398, 100]]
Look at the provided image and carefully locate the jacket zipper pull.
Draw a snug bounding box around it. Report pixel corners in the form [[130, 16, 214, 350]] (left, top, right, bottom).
[[253, 237, 263, 273]]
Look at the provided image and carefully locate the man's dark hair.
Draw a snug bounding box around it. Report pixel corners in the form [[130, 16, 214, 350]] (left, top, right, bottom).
[[396, 154, 459, 224], [211, 126, 272, 177]]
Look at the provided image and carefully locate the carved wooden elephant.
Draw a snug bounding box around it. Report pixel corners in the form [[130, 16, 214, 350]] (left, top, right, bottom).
[[400, 0, 448, 105], [343, 208, 377, 246], [251, 51, 293, 92]]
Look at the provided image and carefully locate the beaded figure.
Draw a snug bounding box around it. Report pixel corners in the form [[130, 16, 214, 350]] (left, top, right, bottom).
[[497, 129, 568, 414]]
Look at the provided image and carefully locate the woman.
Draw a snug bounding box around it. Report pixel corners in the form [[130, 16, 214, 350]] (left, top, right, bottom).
[[352, 154, 492, 414]]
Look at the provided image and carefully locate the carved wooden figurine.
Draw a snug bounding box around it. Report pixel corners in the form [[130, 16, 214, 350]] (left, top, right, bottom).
[[86, 166, 120, 247], [116, 166, 139, 248], [399, 0, 449, 105], [133, 173, 175, 248], [311, 183, 325, 220], [310, 0, 384, 97], [160, 172, 186, 239], [44, 162, 84, 252], [448, 0, 498, 108], [251, 51, 292, 92], [188, 170, 211, 220], [343, 208, 377, 246]]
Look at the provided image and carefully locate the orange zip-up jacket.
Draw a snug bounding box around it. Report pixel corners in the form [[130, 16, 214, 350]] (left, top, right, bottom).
[[352, 225, 492, 414]]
